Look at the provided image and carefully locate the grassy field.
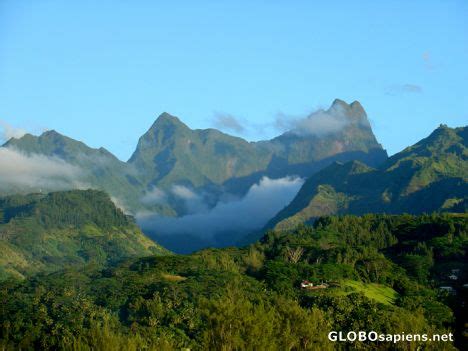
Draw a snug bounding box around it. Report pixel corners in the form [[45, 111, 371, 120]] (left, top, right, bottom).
[[339, 279, 398, 305], [161, 272, 187, 282]]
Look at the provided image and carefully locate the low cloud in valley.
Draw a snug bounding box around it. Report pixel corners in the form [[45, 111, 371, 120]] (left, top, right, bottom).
[[137, 176, 304, 240], [141, 187, 167, 205]]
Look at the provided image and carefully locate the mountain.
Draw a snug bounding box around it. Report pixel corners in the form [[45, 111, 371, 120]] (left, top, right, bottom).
[[264, 125, 467, 232], [2, 99, 387, 217], [128, 113, 273, 188], [221, 99, 387, 195], [0, 189, 168, 281], [2, 130, 150, 212], [128, 99, 387, 200], [259, 99, 386, 175]]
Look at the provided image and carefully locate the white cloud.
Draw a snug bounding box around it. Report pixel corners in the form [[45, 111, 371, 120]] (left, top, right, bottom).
[[0, 147, 85, 192], [171, 184, 208, 213], [141, 187, 167, 205], [212, 113, 245, 134], [0, 120, 27, 143], [171, 185, 198, 200], [209, 100, 367, 139], [137, 176, 304, 239], [275, 104, 352, 136]]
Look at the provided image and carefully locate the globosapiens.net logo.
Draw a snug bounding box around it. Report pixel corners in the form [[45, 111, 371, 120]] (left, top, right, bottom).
[[328, 331, 454, 343]]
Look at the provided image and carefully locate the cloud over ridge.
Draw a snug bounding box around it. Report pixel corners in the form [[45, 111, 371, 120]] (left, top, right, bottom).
[[0, 120, 27, 143], [0, 147, 85, 192], [275, 103, 354, 136]]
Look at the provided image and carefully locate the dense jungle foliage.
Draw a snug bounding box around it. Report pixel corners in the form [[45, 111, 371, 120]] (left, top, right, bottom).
[[1, 212, 466, 350], [0, 190, 167, 280]]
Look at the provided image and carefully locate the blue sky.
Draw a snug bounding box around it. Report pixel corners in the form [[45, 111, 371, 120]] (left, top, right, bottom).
[[1, 0, 467, 160]]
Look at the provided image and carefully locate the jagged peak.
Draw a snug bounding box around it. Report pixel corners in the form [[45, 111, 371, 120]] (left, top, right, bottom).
[[2, 130, 63, 149], [129, 112, 191, 158], [330, 98, 349, 108], [328, 98, 370, 126], [40, 129, 63, 138], [158, 111, 179, 120], [424, 124, 458, 141], [329, 98, 362, 110], [4, 129, 63, 144], [350, 100, 366, 114], [2, 132, 32, 145], [432, 124, 457, 135], [151, 112, 188, 129], [98, 146, 118, 159]]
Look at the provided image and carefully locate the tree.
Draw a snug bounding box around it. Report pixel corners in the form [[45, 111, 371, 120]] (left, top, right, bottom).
[[286, 246, 304, 264]]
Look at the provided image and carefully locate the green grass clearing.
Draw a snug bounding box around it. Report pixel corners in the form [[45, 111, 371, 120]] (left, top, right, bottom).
[[340, 279, 398, 305], [161, 273, 187, 282]]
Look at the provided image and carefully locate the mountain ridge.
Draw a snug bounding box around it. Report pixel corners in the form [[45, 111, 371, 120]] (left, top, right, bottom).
[[1, 99, 388, 217], [261, 125, 467, 234]]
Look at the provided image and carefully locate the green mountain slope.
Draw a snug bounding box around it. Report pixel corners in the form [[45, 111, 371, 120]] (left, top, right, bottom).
[[0, 189, 168, 281], [265, 125, 468, 232], [128, 112, 273, 188]]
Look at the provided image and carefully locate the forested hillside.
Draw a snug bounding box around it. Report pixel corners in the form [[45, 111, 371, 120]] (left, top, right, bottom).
[[0, 190, 168, 281], [1, 213, 465, 350], [264, 125, 467, 233]]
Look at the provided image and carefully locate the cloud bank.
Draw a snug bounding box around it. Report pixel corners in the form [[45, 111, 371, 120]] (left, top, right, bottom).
[[140, 184, 209, 214], [137, 176, 304, 241], [0, 148, 85, 192]]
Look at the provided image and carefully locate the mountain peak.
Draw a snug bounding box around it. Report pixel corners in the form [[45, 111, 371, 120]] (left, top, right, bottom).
[[328, 98, 369, 126], [3, 130, 64, 146], [40, 129, 63, 138], [158, 111, 178, 120], [331, 98, 349, 108], [350, 100, 365, 112], [129, 112, 191, 162], [142, 112, 192, 139], [152, 112, 187, 128]]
